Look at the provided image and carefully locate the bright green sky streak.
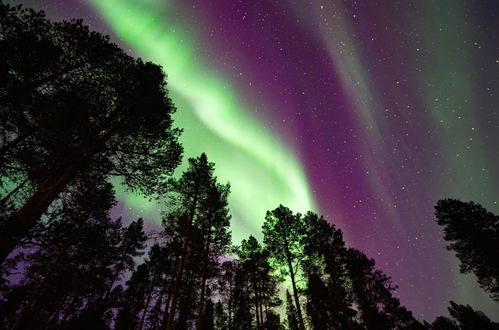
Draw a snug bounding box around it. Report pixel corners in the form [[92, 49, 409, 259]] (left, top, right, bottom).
[[88, 0, 315, 242]]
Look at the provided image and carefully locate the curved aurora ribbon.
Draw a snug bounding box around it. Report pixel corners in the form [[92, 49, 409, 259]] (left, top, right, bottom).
[[88, 0, 316, 242]]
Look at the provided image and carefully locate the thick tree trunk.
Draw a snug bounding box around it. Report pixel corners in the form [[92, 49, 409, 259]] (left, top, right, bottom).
[[0, 163, 76, 264], [0, 128, 110, 265]]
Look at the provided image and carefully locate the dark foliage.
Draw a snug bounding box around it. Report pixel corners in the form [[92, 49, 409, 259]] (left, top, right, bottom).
[[435, 199, 499, 301], [0, 1, 182, 262]]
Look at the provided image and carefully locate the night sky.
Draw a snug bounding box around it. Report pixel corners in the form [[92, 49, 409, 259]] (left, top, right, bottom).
[[12, 0, 499, 322]]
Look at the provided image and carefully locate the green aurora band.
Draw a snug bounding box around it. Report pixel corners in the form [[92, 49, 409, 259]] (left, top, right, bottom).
[[88, 0, 316, 242]]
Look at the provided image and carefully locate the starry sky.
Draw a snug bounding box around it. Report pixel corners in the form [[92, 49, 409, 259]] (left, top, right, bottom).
[[12, 0, 499, 322]]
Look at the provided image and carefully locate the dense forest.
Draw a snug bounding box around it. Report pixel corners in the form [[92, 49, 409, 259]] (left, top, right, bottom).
[[0, 3, 497, 330]]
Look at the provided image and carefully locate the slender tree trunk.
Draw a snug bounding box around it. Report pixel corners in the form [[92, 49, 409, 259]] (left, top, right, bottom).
[[195, 273, 207, 330], [195, 232, 211, 330], [160, 265, 176, 329], [228, 286, 233, 330], [164, 236, 189, 330], [287, 259, 305, 330], [103, 254, 128, 302], [258, 287, 264, 326], [264, 299, 269, 322], [41, 309, 59, 330], [281, 228, 305, 330], [253, 280, 261, 329], [138, 267, 160, 330], [151, 286, 167, 329], [164, 183, 200, 330]]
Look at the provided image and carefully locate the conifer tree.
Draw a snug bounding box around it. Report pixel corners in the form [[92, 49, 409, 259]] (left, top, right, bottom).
[[237, 236, 282, 328], [435, 199, 499, 301], [447, 301, 499, 330], [346, 248, 424, 329], [300, 211, 356, 330], [430, 316, 459, 330], [263, 205, 306, 330], [217, 260, 238, 329], [1, 186, 125, 329], [232, 262, 253, 330], [162, 153, 229, 330], [195, 183, 231, 329]]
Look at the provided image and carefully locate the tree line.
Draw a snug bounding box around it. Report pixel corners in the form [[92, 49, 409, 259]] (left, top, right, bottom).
[[0, 3, 497, 329]]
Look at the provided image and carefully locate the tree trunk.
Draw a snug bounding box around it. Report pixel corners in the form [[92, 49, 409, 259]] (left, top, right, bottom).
[[227, 286, 233, 330], [138, 267, 160, 330], [288, 260, 305, 330], [0, 128, 111, 265], [0, 162, 76, 264], [164, 182, 200, 330], [282, 229, 305, 330], [151, 286, 166, 329], [253, 280, 261, 329], [258, 287, 264, 326], [160, 256, 177, 327], [195, 231, 211, 330], [164, 236, 189, 330]]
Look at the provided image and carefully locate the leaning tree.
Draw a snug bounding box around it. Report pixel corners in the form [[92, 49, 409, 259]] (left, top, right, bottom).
[[0, 3, 183, 262]]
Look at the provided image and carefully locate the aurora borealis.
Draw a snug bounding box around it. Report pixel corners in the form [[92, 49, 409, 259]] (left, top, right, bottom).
[[13, 0, 499, 322]]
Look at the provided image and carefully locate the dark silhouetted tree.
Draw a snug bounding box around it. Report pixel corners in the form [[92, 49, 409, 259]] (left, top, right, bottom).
[[195, 183, 231, 330], [0, 184, 128, 329], [232, 261, 253, 330], [263, 205, 306, 330], [430, 316, 459, 330], [447, 301, 498, 330], [300, 211, 356, 330], [346, 248, 424, 330], [0, 2, 182, 263], [162, 153, 229, 330], [237, 235, 282, 329], [434, 199, 499, 301]]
